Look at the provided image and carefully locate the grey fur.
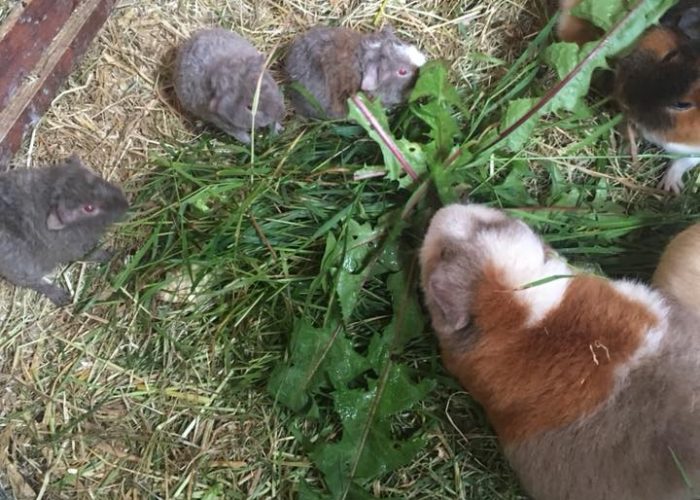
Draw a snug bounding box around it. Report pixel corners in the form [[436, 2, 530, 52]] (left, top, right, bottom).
[[284, 25, 425, 119], [173, 28, 285, 143], [0, 156, 128, 306]]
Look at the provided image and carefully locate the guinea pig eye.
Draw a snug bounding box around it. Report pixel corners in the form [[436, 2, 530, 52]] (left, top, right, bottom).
[[670, 101, 695, 111], [82, 203, 95, 213], [397, 68, 409, 77]]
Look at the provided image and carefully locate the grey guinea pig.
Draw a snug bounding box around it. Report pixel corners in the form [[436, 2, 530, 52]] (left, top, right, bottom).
[[284, 25, 426, 119], [173, 28, 285, 144], [0, 155, 129, 306]]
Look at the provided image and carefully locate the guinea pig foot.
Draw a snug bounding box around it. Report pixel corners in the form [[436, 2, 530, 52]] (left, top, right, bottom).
[[233, 130, 252, 144], [658, 171, 684, 194], [29, 281, 71, 307], [83, 247, 114, 264], [659, 157, 700, 194]]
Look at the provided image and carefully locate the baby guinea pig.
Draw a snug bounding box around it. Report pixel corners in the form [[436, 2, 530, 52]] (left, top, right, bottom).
[[284, 25, 426, 119], [420, 203, 700, 500], [653, 222, 700, 312], [615, 8, 700, 193], [0, 155, 128, 306], [174, 28, 285, 144]]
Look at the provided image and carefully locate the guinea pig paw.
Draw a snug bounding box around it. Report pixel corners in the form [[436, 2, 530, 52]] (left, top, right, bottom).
[[658, 170, 685, 194], [231, 130, 252, 144]]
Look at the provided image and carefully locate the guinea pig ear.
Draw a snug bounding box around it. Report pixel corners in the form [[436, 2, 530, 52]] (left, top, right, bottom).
[[679, 7, 700, 39], [361, 62, 380, 92], [46, 209, 66, 231], [65, 153, 83, 168], [378, 24, 396, 40], [426, 264, 471, 333]]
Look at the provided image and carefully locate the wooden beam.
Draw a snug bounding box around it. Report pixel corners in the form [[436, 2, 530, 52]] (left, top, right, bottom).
[[0, 0, 116, 166]]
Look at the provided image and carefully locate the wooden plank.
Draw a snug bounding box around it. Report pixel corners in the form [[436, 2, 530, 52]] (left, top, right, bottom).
[[0, 0, 115, 166]]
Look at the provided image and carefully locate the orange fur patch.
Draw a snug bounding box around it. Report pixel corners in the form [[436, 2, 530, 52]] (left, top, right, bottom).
[[663, 85, 700, 145], [441, 265, 657, 444]]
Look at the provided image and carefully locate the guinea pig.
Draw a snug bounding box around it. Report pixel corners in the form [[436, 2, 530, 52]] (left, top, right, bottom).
[[615, 16, 700, 193], [284, 25, 426, 119], [420, 203, 700, 500], [653, 222, 700, 311], [556, 0, 601, 44], [0, 155, 128, 306], [174, 28, 285, 144]]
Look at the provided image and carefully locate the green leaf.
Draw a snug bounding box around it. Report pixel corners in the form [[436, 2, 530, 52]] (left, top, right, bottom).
[[348, 94, 426, 188], [501, 98, 539, 151], [409, 60, 463, 109], [311, 364, 434, 496], [267, 318, 370, 413], [336, 219, 380, 321]]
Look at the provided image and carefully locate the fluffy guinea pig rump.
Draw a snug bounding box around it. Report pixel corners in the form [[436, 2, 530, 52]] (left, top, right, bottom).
[[420, 204, 700, 500], [653, 223, 700, 311]]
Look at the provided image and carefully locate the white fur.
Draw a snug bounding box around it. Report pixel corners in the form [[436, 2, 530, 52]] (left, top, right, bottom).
[[434, 204, 508, 241], [641, 133, 700, 193], [611, 280, 669, 364], [475, 222, 574, 327], [660, 157, 700, 193], [396, 43, 426, 67]]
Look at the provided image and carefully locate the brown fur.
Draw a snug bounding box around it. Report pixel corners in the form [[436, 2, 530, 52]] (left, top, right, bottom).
[[654, 223, 700, 310], [449, 269, 654, 444], [320, 28, 363, 116], [635, 26, 682, 57], [421, 204, 700, 500], [557, 0, 602, 44]]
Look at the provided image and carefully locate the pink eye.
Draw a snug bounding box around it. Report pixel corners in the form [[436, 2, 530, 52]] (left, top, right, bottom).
[[397, 68, 409, 76], [82, 204, 95, 213]]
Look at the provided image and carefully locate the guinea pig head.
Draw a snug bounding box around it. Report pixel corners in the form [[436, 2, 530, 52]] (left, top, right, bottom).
[[208, 56, 285, 131], [360, 26, 426, 107], [47, 156, 129, 231], [615, 26, 700, 146], [420, 204, 524, 339], [421, 204, 663, 445]]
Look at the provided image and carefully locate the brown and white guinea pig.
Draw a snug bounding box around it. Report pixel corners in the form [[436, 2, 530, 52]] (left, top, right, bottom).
[[615, 4, 700, 193], [420, 203, 700, 500], [284, 25, 426, 119], [653, 222, 700, 311], [556, 0, 601, 44], [174, 28, 285, 144]]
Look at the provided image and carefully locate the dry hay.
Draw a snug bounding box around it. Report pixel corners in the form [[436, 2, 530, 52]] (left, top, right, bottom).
[[0, 0, 545, 497]]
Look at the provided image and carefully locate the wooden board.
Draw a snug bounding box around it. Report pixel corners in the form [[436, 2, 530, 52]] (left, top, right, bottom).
[[0, 0, 116, 166]]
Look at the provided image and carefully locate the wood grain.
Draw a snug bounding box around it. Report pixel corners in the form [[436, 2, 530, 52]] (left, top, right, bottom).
[[0, 0, 115, 166]]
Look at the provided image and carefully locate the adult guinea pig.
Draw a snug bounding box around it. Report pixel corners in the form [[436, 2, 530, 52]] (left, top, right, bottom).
[[615, 5, 700, 193], [0, 155, 128, 306], [420, 203, 700, 500], [174, 28, 285, 144], [653, 222, 700, 312], [284, 25, 426, 119]]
